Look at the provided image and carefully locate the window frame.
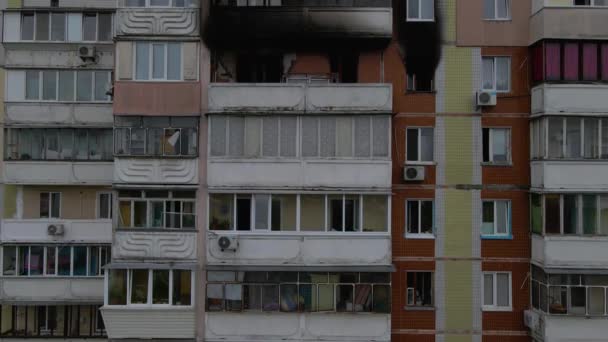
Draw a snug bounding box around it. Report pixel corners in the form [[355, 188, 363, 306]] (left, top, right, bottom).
[[406, 0, 435, 22], [533, 193, 608, 236], [20, 11, 113, 43], [534, 116, 606, 160], [482, 127, 512, 164], [482, 271, 512, 311], [40, 192, 61, 219], [125, 0, 195, 7], [573, 0, 608, 7], [481, 200, 512, 239], [482, 56, 511, 93], [118, 190, 197, 230], [22, 70, 112, 103], [133, 42, 183, 81], [405, 271, 434, 309], [405, 199, 435, 239], [406, 127, 435, 164], [483, 0, 511, 21], [97, 192, 113, 219]]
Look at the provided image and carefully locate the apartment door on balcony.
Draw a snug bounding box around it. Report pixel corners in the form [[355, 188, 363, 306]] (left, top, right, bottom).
[[236, 54, 283, 82]]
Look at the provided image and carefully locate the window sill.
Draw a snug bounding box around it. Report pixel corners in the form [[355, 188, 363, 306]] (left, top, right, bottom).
[[405, 90, 437, 94], [482, 18, 512, 22], [405, 161, 436, 166], [481, 162, 512, 167], [404, 306, 435, 311], [405, 233, 435, 240], [481, 234, 513, 240], [115, 155, 199, 159], [482, 306, 512, 312], [406, 18, 435, 22], [117, 228, 197, 232]]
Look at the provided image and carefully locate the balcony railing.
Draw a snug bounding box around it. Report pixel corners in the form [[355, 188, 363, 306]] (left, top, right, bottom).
[[3, 161, 113, 185], [530, 6, 608, 44], [0, 277, 104, 303], [1, 219, 112, 243]]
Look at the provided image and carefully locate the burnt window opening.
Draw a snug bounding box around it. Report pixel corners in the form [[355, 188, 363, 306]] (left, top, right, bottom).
[[236, 54, 283, 83], [51, 0, 59, 7], [407, 72, 434, 92], [331, 52, 359, 83]]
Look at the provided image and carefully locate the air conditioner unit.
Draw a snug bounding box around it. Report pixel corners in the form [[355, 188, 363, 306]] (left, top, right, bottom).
[[78, 45, 96, 60], [47, 224, 65, 236], [217, 236, 238, 252], [476, 90, 497, 106], [524, 309, 540, 330], [404, 166, 425, 181]]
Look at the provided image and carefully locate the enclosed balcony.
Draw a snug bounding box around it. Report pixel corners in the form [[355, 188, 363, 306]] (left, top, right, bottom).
[[530, 3, 608, 44], [206, 0, 392, 48], [115, 0, 200, 37]]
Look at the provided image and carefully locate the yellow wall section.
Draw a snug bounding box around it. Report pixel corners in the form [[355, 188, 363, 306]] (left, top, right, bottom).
[[7, 0, 22, 8], [443, 46, 475, 113], [444, 189, 473, 256], [444, 260, 473, 332], [444, 117, 473, 185]]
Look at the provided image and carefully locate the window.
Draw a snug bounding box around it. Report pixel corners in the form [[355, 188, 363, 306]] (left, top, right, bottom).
[[574, 0, 608, 6], [40, 192, 61, 218], [536, 117, 605, 160], [533, 41, 608, 82], [484, 0, 510, 20], [22, 70, 111, 102], [20, 12, 112, 42], [406, 72, 434, 92], [406, 200, 434, 237], [406, 272, 433, 307], [534, 194, 608, 236], [211, 116, 389, 159], [135, 42, 182, 81], [209, 194, 388, 233], [406, 127, 434, 163], [106, 269, 193, 306], [118, 190, 196, 229], [482, 128, 510, 163], [2, 245, 109, 277], [482, 57, 510, 92], [126, 0, 195, 7], [114, 116, 198, 156], [407, 0, 434, 21], [0, 305, 105, 338], [482, 200, 511, 237], [4, 128, 113, 161], [206, 271, 390, 313], [97, 193, 113, 219], [483, 272, 511, 311]]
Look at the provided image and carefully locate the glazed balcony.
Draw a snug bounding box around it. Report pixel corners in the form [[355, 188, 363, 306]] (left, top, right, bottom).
[[115, 0, 200, 37]]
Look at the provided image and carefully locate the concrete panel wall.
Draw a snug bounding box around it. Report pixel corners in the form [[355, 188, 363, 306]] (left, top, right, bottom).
[[531, 84, 608, 115], [5, 103, 113, 126], [113, 231, 197, 261], [531, 161, 608, 191], [532, 234, 608, 269], [101, 307, 195, 339], [4, 161, 113, 185], [457, 0, 530, 46], [113, 82, 202, 115], [114, 158, 199, 185], [1, 278, 104, 303], [4, 45, 114, 69], [115, 8, 200, 37], [530, 7, 608, 44], [1, 219, 112, 243]]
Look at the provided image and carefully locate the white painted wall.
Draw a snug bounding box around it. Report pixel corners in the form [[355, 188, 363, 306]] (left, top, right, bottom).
[[116, 8, 200, 36], [4, 161, 114, 185], [113, 231, 197, 260], [5, 47, 114, 69], [3, 12, 20, 42], [543, 315, 608, 342], [205, 312, 390, 342], [101, 307, 195, 339], [208, 159, 391, 189], [114, 158, 198, 185], [0, 278, 103, 303], [532, 84, 608, 115], [531, 161, 608, 191], [532, 234, 608, 269], [5, 103, 113, 126], [530, 7, 608, 44], [207, 233, 391, 266], [1, 219, 112, 243]]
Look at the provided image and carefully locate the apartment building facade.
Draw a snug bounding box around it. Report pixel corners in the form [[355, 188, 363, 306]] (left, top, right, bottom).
[[526, 0, 608, 341], [0, 0, 115, 339]]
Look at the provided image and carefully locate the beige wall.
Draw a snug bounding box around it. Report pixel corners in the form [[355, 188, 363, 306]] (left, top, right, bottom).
[[457, 0, 531, 46], [22, 186, 111, 219]]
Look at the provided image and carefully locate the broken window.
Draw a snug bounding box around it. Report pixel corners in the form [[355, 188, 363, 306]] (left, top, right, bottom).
[[113, 116, 198, 156], [406, 72, 434, 92]]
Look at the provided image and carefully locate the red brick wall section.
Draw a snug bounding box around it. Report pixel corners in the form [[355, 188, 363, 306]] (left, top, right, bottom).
[[482, 262, 530, 332], [481, 117, 530, 186], [481, 190, 530, 259]]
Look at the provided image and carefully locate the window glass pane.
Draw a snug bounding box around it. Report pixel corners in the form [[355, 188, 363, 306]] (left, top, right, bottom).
[[77, 71, 93, 101], [152, 270, 169, 304], [58, 246, 71, 276], [153, 44, 165, 79], [421, 201, 433, 234], [336, 117, 353, 157], [36, 12, 50, 40], [26, 71, 39, 100], [372, 116, 389, 157], [354, 116, 371, 157], [3, 246, 17, 275], [588, 287, 605, 315], [280, 116, 297, 157], [131, 270, 149, 304], [134, 201, 147, 227], [354, 284, 372, 312], [59, 129, 73, 160], [243, 284, 262, 311], [130, 128, 146, 155], [483, 0, 495, 18], [482, 201, 495, 235], [566, 117, 582, 158], [496, 57, 510, 91], [300, 195, 325, 231], [298, 284, 316, 312], [406, 128, 419, 161], [530, 194, 541, 234], [301, 117, 318, 157], [83, 13, 97, 41], [51, 13, 66, 41], [136, 42, 150, 80], [95, 71, 110, 101], [482, 58, 494, 89], [59, 71, 75, 101], [583, 43, 599, 80], [496, 201, 508, 234], [600, 195, 608, 235], [126, 0, 146, 6], [151, 0, 170, 5], [173, 270, 192, 305], [421, 0, 434, 19], [163, 129, 181, 155], [40, 192, 50, 218], [492, 128, 509, 162], [496, 273, 510, 307], [602, 44, 608, 81], [207, 284, 224, 311], [262, 285, 279, 311], [564, 194, 578, 235], [98, 13, 113, 41], [181, 128, 197, 156], [407, 0, 419, 19], [497, 0, 509, 18], [373, 284, 390, 313], [229, 117, 244, 156], [167, 43, 181, 80], [165, 201, 182, 229], [584, 118, 599, 158], [243, 117, 260, 157], [46, 247, 56, 275], [363, 195, 387, 232], [407, 201, 419, 234], [271, 195, 297, 231], [420, 128, 434, 161], [328, 195, 343, 231], [564, 43, 580, 81], [336, 285, 354, 312], [548, 117, 563, 158], [545, 194, 561, 234], [89, 246, 99, 276], [344, 195, 360, 232], [42, 71, 57, 100], [73, 246, 87, 276], [484, 274, 494, 306], [29, 246, 44, 275], [22, 13, 35, 40], [320, 117, 336, 157], [546, 43, 561, 81], [209, 194, 233, 230], [18, 246, 28, 276], [183, 201, 196, 229], [583, 195, 597, 235], [149, 201, 163, 228], [225, 284, 242, 311], [210, 116, 226, 157], [109, 270, 127, 305]]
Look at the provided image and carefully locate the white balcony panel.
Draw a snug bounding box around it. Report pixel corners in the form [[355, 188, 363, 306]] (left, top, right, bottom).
[[208, 83, 392, 114], [207, 234, 390, 267], [113, 231, 197, 261], [531, 161, 608, 191], [101, 307, 195, 339], [1, 219, 112, 244], [5, 103, 113, 126], [208, 160, 391, 189], [22, 0, 116, 8], [530, 7, 608, 44], [532, 84, 608, 116], [4, 162, 113, 185], [4, 45, 114, 69], [532, 234, 608, 270], [529, 314, 608, 342], [0, 278, 103, 303], [205, 312, 390, 342], [115, 8, 199, 36], [114, 158, 198, 185]]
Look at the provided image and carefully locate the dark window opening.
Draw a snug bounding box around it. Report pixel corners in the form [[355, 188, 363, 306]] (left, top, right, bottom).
[[407, 72, 434, 92], [236, 197, 251, 231], [331, 52, 359, 83], [236, 54, 283, 83]]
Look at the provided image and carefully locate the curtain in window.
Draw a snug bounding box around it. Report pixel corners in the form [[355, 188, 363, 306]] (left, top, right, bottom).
[[482, 58, 494, 90], [496, 0, 510, 18], [545, 43, 561, 81], [564, 43, 580, 81], [583, 43, 598, 81], [532, 45, 544, 82]]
